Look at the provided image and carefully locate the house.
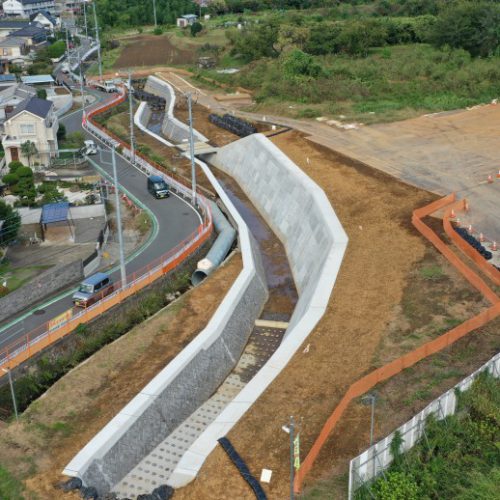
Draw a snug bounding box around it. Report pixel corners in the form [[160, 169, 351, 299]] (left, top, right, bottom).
[[8, 23, 47, 48], [30, 10, 59, 32], [0, 37, 30, 72], [176, 14, 198, 28], [0, 20, 31, 37], [2, 95, 58, 166], [3, 0, 56, 17], [0, 82, 36, 123]]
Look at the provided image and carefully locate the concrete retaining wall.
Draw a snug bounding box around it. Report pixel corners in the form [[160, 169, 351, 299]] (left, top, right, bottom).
[[0, 260, 83, 324], [63, 111, 268, 494], [169, 133, 348, 486], [144, 76, 208, 144]]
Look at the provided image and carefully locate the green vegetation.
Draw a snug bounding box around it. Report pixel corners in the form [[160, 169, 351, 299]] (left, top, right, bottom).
[[180, 1, 500, 122], [47, 40, 66, 59], [0, 262, 51, 297], [2, 162, 36, 207], [355, 372, 500, 500], [0, 465, 24, 500], [0, 199, 21, 245], [0, 271, 192, 417]]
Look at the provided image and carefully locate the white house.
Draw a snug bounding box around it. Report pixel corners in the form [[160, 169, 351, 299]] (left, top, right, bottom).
[[0, 83, 36, 123], [2, 96, 58, 166], [176, 14, 198, 28], [3, 0, 56, 18], [30, 11, 59, 32]]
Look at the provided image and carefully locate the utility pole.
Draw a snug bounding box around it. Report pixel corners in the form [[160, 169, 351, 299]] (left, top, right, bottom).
[[2, 368, 18, 421], [65, 26, 70, 65], [187, 93, 197, 205], [83, 0, 89, 39], [289, 416, 295, 500], [92, 0, 103, 80], [111, 147, 127, 287], [128, 70, 135, 165], [153, 0, 157, 28], [79, 54, 85, 112]]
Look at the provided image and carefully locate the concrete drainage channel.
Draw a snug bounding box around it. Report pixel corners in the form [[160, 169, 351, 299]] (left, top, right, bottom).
[[113, 166, 298, 499]]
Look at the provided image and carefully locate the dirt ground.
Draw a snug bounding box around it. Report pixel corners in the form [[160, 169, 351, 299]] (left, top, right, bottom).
[[174, 130, 496, 500], [114, 35, 196, 69], [0, 253, 242, 499]]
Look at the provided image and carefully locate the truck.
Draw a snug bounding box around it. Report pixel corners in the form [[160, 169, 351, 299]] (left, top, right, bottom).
[[90, 80, 118, 93]]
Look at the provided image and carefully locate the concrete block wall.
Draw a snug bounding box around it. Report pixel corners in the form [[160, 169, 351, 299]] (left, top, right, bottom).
[[143, 76, 208, 144], [64, 107, 268, 495], [0, 260, 83, 324], [169, 133, 348, 487]]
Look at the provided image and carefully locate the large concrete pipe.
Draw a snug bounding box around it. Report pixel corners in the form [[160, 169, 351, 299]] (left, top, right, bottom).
[[192, 201, 236, 286]]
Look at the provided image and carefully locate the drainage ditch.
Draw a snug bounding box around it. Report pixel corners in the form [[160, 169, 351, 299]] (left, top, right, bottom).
[[113, 163, 298, 498]]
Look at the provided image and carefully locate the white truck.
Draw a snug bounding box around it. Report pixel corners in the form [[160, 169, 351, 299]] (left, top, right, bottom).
[[91, 80, 118, 93]]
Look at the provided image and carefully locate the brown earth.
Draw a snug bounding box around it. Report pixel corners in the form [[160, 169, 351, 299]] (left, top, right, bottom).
[[0, 253, 242, 499], [174, 130, 495, 500], [114, 35, 197, 69]]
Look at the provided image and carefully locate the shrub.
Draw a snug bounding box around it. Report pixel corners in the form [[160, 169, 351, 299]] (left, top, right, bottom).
[[8, 161, 23, 174], [191, 22, 203, 37], [153, 26, 163, 35]]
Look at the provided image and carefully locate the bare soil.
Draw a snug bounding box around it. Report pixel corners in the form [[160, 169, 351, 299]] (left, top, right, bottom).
[[174, 131, 495, 500], [114, 35, 197, 69], [0, 254, 242, 499]]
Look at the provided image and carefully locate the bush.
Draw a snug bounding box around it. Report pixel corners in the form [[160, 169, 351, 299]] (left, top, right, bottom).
[[191, 22, 203, 37], [47, 40, 66, 59], [57, 123, 66, 141], [153, 26, 163, 35], [8, 161, 23, 174], [2, 173, 18, 186], [282, 49, 323, 81], [16, 166, 34, 178], [36, 88, 47, 100], [0, 199, 21, 244]]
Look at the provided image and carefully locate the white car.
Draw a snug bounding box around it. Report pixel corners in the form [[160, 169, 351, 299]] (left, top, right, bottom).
[[82, 140, 97, 155]]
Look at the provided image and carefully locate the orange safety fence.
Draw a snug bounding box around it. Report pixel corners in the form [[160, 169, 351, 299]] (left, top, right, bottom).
[[294, 194, 500, 493], [442, 199, 500, 286], [0, 88, 214, 374]]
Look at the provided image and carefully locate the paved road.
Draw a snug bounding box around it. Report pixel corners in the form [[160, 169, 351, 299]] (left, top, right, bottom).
[[0, 95, 201, 355]]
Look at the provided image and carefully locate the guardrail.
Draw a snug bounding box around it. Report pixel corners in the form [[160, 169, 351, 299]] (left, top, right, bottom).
[[0, 88, 213, 374]]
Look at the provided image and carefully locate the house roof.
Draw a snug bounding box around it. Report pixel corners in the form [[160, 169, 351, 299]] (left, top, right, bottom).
[[0, 21, 31, 30], [21, 74, 54, 84], [0, 37, 26, 47], [30, 11, 57, 26], [8, 24, 46, 38], [182, 14, 198, 19], [41, 202, 69, 225], [20, 0, 55, 5], [0, 75, 17, 83], [7, 96, 53, 120]]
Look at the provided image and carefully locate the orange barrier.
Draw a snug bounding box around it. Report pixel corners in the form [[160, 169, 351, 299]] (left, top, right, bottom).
[[0, 89, 214, 374], [294, 195, 500, 493], [442, 199, 500, 286]]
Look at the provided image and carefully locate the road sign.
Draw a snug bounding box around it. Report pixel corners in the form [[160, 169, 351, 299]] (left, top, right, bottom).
[[48, 309, 73, 331]]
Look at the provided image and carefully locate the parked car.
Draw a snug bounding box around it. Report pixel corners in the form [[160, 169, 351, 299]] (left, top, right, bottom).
[[147, 175, 170, 199], [72, 273, 114, 308], [80, 139, 97, 156]]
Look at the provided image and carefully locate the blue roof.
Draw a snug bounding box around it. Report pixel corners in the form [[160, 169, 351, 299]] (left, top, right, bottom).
[[82, 272, 110, 285], [21, 74, 54, 85], [0, 75, 16, 82], [41, 202, 69, 224]]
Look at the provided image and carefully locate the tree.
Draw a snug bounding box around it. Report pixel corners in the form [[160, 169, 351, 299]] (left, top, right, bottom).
[[190, 21, 203, 37], [282, 49, 323, 81], [37, 88, 47, 100], [0, 200, 21, 245], [57, 123, 66, 142], [430, 1, 500, 57], [21, 141, 38, 167], [47, 40, 66, 59], [64, 131, 85, 149]]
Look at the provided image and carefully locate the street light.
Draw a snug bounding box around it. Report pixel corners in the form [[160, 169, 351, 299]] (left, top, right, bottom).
[[2, 367, 18, 421], [186, 92, 197, 205]]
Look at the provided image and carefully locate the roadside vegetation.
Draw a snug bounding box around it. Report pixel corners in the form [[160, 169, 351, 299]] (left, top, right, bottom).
[[355, 372, 500, 500]]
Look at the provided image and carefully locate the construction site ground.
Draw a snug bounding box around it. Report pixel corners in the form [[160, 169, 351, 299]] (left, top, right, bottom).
[[173, 130, 499, 500], [0, 253, 242, 499]]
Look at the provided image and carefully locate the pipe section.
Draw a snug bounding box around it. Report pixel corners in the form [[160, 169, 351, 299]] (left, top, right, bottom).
[[192, 201, 236, 285]]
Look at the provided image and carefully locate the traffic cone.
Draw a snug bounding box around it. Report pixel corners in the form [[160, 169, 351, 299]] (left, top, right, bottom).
[[487, 175, 494, 183], [479, 233, 485, 243], [492, 241, 498, 251]]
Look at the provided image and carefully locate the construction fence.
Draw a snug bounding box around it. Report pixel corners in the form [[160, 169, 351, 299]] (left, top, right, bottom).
[[293, 194, 500, 493], [348, 351, 500, 499], [0, 87, 214, 374]]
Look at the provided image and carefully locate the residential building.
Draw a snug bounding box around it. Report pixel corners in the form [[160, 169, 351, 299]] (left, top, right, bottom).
[[0, 82, 36, 123], [2, 95, 58, 166], [30, 10, 59, 32], [0, 20, 31, 37], [8, 23, 47, 47], [0, 36, 30, 71], [3, 0, 56, 18]]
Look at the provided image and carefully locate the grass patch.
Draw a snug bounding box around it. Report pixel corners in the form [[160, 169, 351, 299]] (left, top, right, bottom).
[[0, 262, 51, 295], [0, 465, 24, 500]]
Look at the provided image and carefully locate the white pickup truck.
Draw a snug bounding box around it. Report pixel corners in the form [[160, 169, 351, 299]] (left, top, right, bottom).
[[93, 80, 118, 93]]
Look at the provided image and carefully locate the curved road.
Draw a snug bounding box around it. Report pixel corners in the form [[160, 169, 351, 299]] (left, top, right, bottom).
[[0, 96, 200, 355]]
